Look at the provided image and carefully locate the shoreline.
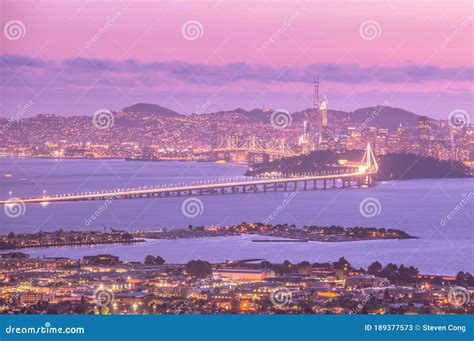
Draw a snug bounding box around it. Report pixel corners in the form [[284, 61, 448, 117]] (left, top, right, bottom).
[[0, 224, 417, 252]]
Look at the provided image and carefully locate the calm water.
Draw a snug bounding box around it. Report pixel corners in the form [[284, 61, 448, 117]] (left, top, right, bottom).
[[1, 157, 473, 275]]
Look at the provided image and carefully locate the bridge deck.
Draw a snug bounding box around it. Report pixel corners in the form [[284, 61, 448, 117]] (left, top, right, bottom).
[[0, 169, 376, 205]]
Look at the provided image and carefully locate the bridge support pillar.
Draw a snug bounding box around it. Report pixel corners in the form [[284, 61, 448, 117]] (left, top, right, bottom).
[[304, 181, 307, 191], [313, 180, 317, 189], [263, 184, 267, 192], [323, 180, 327, 189], [284, 183, 287, 191], [293, 181, 297, 191], [332, 179, 336, 188]]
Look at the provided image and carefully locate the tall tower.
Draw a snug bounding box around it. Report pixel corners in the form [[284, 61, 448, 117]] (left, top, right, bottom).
[[320, 94, 328, 128], [313, 75, 320, 111], [313, 75, 322, 150]]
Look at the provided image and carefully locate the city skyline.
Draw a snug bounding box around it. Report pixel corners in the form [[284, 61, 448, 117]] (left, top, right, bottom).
[[1, 1, 472, 119]]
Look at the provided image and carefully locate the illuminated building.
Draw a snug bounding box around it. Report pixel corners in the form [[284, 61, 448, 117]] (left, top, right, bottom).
[[213, 268, 275, 282]]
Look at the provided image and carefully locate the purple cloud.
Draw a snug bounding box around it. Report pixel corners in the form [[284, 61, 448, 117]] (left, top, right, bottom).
[[1, 55, 472, 90]]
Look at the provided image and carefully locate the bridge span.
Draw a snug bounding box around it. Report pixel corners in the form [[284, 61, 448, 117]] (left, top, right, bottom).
[[0, 144, 378, 205]]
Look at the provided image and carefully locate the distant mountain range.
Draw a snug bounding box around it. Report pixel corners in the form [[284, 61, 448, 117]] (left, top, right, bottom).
[[0, 103, 430, 135], [118, 103, 425, 131]]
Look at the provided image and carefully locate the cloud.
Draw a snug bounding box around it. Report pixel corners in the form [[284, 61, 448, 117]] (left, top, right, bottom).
[[0, 54, 472, 90]]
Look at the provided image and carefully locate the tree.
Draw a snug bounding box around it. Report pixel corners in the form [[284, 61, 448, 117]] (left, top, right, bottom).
[[297, 261, 312, 274], [155, 256, 165, 265], [186, 260, 212, 278], [334, 257, 351, 272], [144, 255, 156, 265], [368, 261, 383, 275]]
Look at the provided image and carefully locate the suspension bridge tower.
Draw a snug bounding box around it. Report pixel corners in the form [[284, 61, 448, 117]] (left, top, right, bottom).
[[360, 142, 378, 186]]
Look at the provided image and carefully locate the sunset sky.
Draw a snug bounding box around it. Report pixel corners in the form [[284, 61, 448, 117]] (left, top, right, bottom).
[[0, 0, 472, 119]]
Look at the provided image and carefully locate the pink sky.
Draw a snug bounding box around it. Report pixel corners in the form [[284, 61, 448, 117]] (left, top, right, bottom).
[[0, 0, 472, 119]]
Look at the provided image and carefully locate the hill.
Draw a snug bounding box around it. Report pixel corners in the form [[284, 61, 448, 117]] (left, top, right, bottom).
[[122, 103, 182, 117]]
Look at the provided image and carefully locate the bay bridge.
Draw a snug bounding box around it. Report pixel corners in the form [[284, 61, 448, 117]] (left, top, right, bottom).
[[194, 136, 298, 163], [0, 144, 378, 206]]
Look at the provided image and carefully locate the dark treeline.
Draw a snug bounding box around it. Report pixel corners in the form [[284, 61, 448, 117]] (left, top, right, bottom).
[[246, 150, 472, 180]]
